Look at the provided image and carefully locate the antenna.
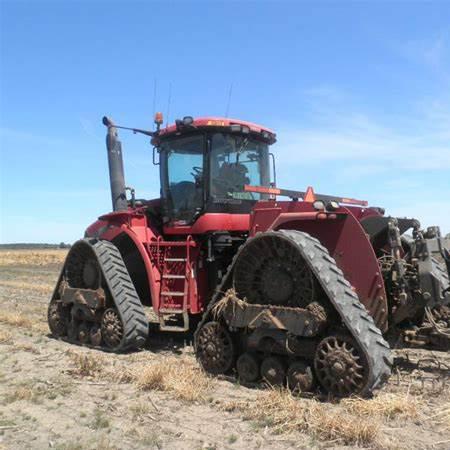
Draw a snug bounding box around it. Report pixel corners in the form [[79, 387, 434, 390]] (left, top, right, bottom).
[[152, 78, 157, 130], [165, 83, 172, 128], [225, 83, 233, 117]]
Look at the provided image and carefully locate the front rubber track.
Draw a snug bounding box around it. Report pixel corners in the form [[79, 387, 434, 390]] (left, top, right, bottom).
[[51, 238, 149, 352]]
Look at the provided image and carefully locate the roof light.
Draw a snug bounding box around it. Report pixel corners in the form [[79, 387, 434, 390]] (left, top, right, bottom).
[[327, 201, 340, 211], [154, 112, 163, 125], [183, 116, 194, 126], [313, 200, 325, 211]]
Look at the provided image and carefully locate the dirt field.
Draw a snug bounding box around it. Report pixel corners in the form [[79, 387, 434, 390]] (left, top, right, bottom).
[[0, 249, 449, 450]]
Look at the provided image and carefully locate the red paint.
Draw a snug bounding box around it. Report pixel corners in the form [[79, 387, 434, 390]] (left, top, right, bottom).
[[158, 116, 276, 137]]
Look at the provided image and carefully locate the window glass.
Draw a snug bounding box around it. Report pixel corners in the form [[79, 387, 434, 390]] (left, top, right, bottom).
[[210, 133, 269, 200], [161, 135, 204, 221]]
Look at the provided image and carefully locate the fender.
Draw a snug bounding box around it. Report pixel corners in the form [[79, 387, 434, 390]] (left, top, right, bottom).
[[88, 218, 161, 312]]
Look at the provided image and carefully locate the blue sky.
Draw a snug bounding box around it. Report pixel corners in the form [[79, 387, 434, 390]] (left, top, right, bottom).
[[1, 0, 449, 243]]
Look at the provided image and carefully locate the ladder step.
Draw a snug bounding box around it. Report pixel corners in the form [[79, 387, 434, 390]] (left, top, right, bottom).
[[159, 308, 185, 314], [164, 258, 187, 262], [162, 274, 185, 279], [159, 324, 189, 332], [160, 291, 185, 296]]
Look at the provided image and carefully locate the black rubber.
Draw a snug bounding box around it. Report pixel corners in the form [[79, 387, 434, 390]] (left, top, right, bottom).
[[195, 230, 392, 396], [49, 239, 148, 352]]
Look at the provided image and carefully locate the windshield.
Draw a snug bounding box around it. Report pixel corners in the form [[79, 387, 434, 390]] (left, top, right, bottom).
[[210, 132, 270, 201], [160, 135, 204, 222]]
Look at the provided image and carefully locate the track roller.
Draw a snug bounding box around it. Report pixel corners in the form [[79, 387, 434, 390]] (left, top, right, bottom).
[[236, 352, 260, 383], [287, 361, 315, 393], [89, 324, 102, 347], [78, 322, 91, 344], [261, 356, 286, 385]]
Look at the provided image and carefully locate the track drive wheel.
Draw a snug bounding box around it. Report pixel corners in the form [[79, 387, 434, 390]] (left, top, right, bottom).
[[261, 356, 286, 385], [314, 334, 368, 397], [236, 352, 260, 383], [47, 298, 69, 337], [101, 308, 124, 350], [195, 321, 235, 375]]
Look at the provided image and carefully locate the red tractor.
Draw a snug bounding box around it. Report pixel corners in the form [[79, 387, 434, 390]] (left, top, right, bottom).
[[48, 114, 450, 397]]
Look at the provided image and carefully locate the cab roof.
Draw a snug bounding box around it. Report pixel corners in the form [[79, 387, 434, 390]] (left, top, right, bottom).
[[156, 116, 277, 144]]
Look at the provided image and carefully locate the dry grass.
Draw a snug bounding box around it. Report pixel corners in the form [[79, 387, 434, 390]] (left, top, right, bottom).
[[0, 249, 68, 266], [135, 357, 211, 402], [0, 279, 54, 294], [0, 329, 13, 344], [342, 392, 421, 420], [12, 342, 40, 354], [0, 311, 33, 329], [129, 401, 151, 420], [68, 352, 106, 378], [3, 386, 35, 404], [423, 401, 450, 431], [0, 309, 48, 335], [222, 388, 380, 446]]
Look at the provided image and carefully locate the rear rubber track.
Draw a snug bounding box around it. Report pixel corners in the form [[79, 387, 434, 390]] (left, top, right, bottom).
[[196, 229, 392, 395]]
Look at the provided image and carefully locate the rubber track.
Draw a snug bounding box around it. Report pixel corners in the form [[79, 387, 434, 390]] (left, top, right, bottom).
[[54, 239, 148, 351], [196, 230, 392, 395]]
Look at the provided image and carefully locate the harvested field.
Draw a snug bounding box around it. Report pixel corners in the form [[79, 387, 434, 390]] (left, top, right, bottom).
[[0, 249, 449, 449]]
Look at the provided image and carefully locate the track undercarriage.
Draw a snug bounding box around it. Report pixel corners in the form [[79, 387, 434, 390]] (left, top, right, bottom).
[[195, 230, 393, 397], [48, 239, 148, 352]]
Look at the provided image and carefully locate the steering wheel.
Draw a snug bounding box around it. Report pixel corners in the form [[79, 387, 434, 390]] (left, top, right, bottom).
[[191, 166, 203, 185]]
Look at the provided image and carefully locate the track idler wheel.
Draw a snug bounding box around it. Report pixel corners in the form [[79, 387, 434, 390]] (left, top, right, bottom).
[[196, 321, 235, 375], [233, 232, 316, 307], [287, 361, 315, 393], [47, 298, 69, 337], [101, 308, 124, 349], [261, 356, 286, 386], [314, 335, 368, 397], [236, 352, 260, 383]]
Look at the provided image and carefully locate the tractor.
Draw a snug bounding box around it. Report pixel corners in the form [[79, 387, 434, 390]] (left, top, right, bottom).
[[47, 113, 450, 397]]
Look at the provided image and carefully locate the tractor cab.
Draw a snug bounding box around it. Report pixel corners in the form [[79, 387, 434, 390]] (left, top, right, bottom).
[[152, 117, 276, 225]]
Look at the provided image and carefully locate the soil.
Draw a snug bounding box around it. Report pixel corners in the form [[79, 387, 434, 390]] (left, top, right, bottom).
[[0, 249, 449, 450]]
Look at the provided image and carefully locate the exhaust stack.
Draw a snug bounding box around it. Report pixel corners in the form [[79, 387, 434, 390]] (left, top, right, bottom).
[[103, 116, 128, 211]]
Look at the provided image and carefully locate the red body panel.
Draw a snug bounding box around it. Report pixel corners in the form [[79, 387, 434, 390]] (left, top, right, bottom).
[[164, 213, 250, 235]]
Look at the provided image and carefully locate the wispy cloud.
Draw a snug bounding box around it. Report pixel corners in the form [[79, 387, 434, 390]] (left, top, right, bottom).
[[275, 90, 450, 172], [272, 85, 450, 233]]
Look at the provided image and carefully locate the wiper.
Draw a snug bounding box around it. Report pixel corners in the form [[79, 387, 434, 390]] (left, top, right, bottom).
[[236, 137, 249, 163]]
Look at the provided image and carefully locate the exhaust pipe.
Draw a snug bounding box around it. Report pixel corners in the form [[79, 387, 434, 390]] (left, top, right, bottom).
[[102, 116, 128, 211]]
